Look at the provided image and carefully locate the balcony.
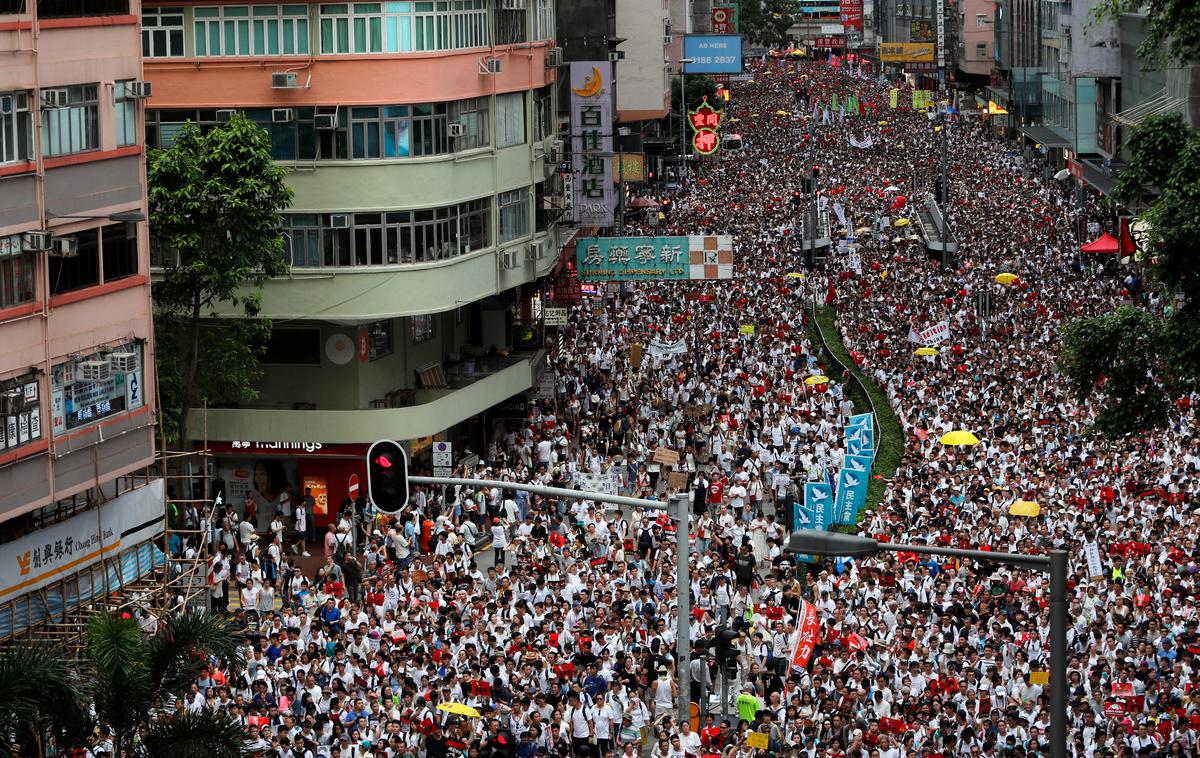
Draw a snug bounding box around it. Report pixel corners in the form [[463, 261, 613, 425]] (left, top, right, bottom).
[[187, 352, 542, 444]]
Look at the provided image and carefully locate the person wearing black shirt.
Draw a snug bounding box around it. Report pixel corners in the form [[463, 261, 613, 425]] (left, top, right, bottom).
[[734, 544, 757, 589], [425, 724, 450, 758]]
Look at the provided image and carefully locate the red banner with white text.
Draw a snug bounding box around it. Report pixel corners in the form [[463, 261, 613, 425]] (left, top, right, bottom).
[[789, 599, 821, 672]]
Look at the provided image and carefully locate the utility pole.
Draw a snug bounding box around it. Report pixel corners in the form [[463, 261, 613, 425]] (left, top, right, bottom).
[[940, 113, 950, 268]]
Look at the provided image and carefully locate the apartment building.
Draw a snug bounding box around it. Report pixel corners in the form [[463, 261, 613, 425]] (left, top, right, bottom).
[[141, 0, 563, 516], [0, 0, 161, 638]]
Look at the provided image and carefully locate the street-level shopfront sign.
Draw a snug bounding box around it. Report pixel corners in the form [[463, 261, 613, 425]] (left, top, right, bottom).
[[576, 235, 734, 281]]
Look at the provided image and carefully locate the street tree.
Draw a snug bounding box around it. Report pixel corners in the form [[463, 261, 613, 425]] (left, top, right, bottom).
[[1092, 0, 1200, 69], [739, 0, 799, 48], [1057, 114, 1200, 436], [149, 113, 293, 447]]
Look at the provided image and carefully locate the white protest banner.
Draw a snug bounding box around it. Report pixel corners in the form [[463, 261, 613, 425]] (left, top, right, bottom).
[[1, 479, 164, 600], [647, 338, 688, 359], [918, 320, 950, 346], [1083, 542, 1104, 579], [576, 470, 622, 497]]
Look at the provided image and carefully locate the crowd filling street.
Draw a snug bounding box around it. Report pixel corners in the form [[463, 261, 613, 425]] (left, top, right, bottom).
[[190, 56, 1200, 758]]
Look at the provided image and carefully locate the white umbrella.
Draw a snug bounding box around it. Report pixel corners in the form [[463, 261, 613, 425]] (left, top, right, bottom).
[[883, 185, 902, 192], [1054, 168, 1071, 180]]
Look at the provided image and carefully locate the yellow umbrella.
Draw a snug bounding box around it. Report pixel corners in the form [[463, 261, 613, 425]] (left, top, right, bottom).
[[855, 226, 870, 234], [939, 430, 981, 446], [750, 112, 759, 117], [438, 702, 482, 718], [894, 218, 911, 227], [914, 347, 939, 356], [878, 120, 889, 125], [1009, 500, 1041, 517], [728, 117, 740, 123], [786, 272, 805, 279], [803, 375, 829, 385], [776, 110, 790, 116], [995, 272, 1019, 285]]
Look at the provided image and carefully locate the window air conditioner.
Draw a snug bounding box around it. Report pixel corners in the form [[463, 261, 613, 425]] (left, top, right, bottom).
[[41, 89, 68, 109], [22, 230, 52, 252], [314, 113, 338, 130], [77, 359, 111, 382], [546, 47, 563, 67], [608, 51, 624, 62], [49, 237, 78, 258], [271, 71, 300, 88], [0, 95, 12, 114], [0, 391, 27, 416], [548, 139, 565, 163], [215, 109, 237, 123], [482, 58, 503, 74], [109, 351, 140, 373], [448, 122, 466, 138], [664, 35, 673, 46], [272, 108, 296, 123], [527, 240, 547, 260], [500, 249, 521, 269], [127, 81, 153, 98], [329, 214, 350, 229]]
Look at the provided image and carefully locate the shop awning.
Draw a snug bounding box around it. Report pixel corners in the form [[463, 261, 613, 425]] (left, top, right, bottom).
[[1081, 232, 1120, 254], [1017, 125, 1070, 148]]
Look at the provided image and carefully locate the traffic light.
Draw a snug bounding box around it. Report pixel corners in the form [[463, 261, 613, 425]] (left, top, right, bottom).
[[366, 439, 409, 514], [791, 190, 804, 206], [812, 165, 821, 179], [715, 628, 740, 669]]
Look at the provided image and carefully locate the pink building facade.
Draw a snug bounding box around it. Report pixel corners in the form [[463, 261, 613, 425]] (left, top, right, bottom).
[[0, 0, 157, 634], [958, 0, 996, 78]]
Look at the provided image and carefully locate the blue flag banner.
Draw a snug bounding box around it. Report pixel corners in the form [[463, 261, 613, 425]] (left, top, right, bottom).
[[845, 424, 874, 451], [847, 413, 873, 433], [843, 454, 873, 476], [835, 468, 870, 524], [804, 483, 835, 530]]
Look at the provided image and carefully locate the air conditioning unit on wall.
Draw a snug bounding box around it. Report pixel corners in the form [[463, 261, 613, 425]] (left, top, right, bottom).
[[77, 359, 111, 382], [500, 249, 521, 269]]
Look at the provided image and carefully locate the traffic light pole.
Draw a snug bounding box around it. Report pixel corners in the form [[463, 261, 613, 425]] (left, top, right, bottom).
[[409, 475, 693, 725]]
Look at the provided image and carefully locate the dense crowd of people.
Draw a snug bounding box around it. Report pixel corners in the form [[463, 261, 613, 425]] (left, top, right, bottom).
[[178, 55, 1200, 758]]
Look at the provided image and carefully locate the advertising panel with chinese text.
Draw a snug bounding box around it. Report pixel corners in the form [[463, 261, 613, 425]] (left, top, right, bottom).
[[576, 236, 734, 281], [570, 61, 615, 227]]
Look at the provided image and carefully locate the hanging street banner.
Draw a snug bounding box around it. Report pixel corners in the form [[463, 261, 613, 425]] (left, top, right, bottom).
[[880, 42, 935, 63], [576, 236, 734, 281], [711, 5, 739, 33], [840, 0, 864, 31], [570, 61, 615, 227]]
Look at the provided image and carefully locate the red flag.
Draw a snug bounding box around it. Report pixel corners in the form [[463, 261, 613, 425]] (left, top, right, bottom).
[[789, 599, 820, 672], [847, 632, 869, 652]]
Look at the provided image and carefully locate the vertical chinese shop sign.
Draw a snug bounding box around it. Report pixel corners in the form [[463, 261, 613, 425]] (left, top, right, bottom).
[[689, 96, 723, 155], [571, 61, 615, 227]]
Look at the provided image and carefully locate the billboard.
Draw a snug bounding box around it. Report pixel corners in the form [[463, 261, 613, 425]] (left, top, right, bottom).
[[570, 61, 615, 227], [712, 5, 739, 33], [880, 42, 935, 62], [683, 35, 743, 74], [576, 235, 734, 281], [840, 0, 864, 31]]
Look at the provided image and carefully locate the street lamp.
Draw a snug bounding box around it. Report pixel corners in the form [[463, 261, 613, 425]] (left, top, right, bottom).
[[786, 530, 1069, 758], [678, 58, 695, 193]]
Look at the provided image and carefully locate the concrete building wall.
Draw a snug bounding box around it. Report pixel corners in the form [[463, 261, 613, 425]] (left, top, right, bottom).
[[615, 0, 671, 121]]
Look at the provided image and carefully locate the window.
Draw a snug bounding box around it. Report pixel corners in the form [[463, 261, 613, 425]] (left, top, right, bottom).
[[50, 342, 145, 437], [976, 42, 988, 57], [496, 92, 525, 148], [350, 106, 414, 158], [101, 222, 139, 282], [48, 228, 99, 295], [281, 197, 490, 267], [451, 97, 488, 150], [532, 86, 553, 142], [494, 2, 525, 45], [410, 103, 448, 155], [195, 5, 253, 56], [38, 0, 128, 18], [40, 85, 98, 157], [0, 238, 35, 310], [143, 7, 185, 57], [252, 5, 311, 55], [498, 188, 529, 243], [0, 373, 41, 452], [114, 81, 137, 148], [976, 12, 987, 26], [262, 328, 321, 365], [411, 314, 433, 343], [320, 1, 488, 53], [0, 91, 32, 165], [534, 0, 554, 41], [366, 320, 393, 359]]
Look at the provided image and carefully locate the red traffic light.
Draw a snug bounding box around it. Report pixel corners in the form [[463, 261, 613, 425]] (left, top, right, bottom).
[[366, 439, 409, 514], [374, 454, 394, 469]]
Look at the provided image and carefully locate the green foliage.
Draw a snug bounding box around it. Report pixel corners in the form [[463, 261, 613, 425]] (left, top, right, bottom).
[[1058, 306, 1178, 436], [811, 307, 905, 516], [739, 0, 799, 48], [0, 610, 246, 756], [0, 642, 90, 756], [1091, 0, 1200, 69], [148, 113, 293, 445], [672, 75, 718, 117], [135, 709, 250, 758]]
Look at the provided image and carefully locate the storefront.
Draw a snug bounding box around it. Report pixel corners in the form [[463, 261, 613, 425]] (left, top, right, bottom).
[[204, 440, 369, 531]]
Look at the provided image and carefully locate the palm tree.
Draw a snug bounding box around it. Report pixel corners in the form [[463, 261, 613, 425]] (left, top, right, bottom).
[[0, 641, 90, 756], [0, 609, 248, 756], [85, 609, 248, 756]]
